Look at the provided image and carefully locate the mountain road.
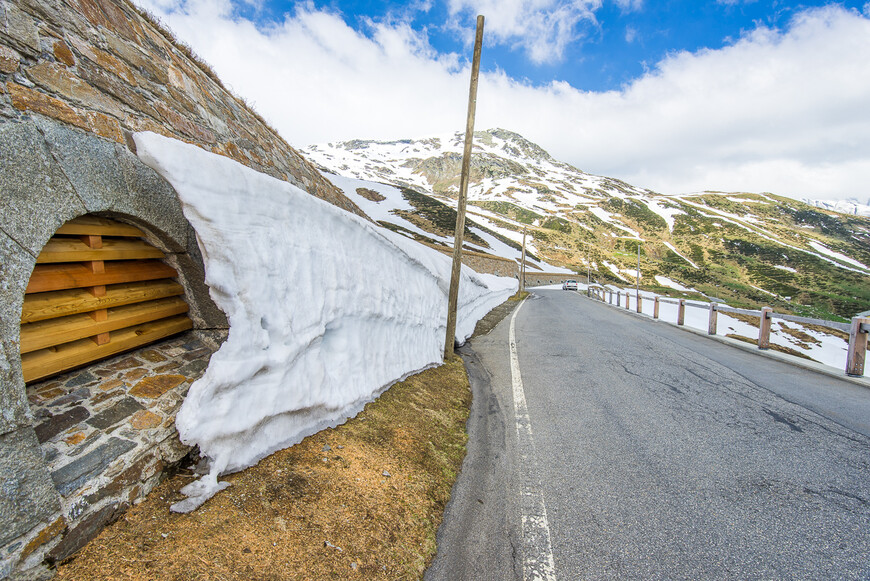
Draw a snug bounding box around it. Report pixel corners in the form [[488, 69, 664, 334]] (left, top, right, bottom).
[[426, 289, 870, 580]]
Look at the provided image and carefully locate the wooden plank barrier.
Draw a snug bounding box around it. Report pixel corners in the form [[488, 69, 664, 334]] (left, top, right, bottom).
[[20, 216, 193, 383]]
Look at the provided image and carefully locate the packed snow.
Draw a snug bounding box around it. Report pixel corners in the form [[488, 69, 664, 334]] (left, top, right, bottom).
[[134, 132, 517, 512]]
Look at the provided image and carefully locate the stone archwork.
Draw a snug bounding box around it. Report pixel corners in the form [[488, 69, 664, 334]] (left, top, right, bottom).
[[0, 117, 228, 578]]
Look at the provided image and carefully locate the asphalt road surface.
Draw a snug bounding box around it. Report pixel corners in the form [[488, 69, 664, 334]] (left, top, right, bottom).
[[426, 289, 870, 580]]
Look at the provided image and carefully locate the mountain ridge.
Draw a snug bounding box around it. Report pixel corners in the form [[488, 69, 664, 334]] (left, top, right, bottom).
[[302, 129, 870, 320]]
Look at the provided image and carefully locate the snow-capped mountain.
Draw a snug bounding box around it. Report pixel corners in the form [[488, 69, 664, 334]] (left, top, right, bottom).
[[803, 198, 870, 218], [304, 128, 654, 215], [302, 129, 870, 321]]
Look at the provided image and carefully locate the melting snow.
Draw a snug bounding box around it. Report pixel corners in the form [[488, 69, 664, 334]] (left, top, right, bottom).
[[807, 240, 870, 271], [662, 242, 699, 269], [654, 275, 692, 292], [134, 133, 517, 512]]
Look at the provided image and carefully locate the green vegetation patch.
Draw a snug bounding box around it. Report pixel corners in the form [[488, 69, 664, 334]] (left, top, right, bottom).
[[472, 200, 543, 225], [603, 198, 668, 232]]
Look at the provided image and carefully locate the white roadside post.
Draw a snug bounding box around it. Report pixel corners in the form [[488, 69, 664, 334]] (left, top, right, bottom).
[[444, 15, 484, 359]]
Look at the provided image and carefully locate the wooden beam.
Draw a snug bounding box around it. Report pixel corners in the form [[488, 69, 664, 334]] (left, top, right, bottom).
[[26, 260, 177, 294], [758, 306, 772, 349], [55, 216, 144, 237], [22, 279, 185, 323], [36, 237, 165, 263], [846, 316, 868, 376], [21, 315, 193, 383], [708, 303, 718, 335], [20, 297, 189, 353]]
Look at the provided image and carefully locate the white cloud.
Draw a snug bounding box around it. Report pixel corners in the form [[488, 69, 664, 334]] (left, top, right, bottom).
[[446, 0, 602, 63], [134, 1, 870, 201]]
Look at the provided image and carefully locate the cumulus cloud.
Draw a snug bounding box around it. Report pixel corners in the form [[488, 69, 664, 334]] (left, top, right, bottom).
[[134, 0, 870, 201], [448, 0, 602, 64]]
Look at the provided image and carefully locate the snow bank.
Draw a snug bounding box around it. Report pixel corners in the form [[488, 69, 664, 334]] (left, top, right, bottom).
[[134, 133, 517, 512]]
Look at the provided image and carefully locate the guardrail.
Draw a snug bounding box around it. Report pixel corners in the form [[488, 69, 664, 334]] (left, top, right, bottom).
[[585, 285, 869, 377]]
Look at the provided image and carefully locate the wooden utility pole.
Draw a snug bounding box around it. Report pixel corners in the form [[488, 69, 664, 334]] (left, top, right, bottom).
[[445, 15, 484, 359], [520, 226, 527, 293]]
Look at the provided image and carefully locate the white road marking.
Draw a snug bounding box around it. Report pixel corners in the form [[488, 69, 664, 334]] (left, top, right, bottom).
[[509, 299, 558, 581]]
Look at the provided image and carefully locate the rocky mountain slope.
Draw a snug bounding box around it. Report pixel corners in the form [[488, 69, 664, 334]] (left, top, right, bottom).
[[303, 129, 870, 321]]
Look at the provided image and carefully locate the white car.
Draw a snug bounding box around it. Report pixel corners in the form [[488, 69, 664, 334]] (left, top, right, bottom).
[[562, 280, 578, 290]]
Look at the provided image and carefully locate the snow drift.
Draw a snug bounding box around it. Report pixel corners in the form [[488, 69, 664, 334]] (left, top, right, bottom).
[[134, 133, 517, 512]]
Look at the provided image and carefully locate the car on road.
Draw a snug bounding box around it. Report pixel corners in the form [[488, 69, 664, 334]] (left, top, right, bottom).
[[562, 280, 578, 290]]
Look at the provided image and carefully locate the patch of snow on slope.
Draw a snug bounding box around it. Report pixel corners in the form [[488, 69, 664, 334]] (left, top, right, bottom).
[[662, 242, 699, 269], [589, 207, 642, 239], [807, 240, 869, 271], [134, 132, 517, 513], [655, 275, 692, 292], [644, 198, 684, 232], [774, 265, 797, 273]]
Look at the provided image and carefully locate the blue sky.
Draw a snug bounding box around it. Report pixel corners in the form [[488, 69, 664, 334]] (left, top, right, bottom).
[[229, 0, 867, 90], [139, 0, 870, 200]]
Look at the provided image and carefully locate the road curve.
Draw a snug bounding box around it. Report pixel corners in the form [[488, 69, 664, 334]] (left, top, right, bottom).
[[427, 289, 870, 580]]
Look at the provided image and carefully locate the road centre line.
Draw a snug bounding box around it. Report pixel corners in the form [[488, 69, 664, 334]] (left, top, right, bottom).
[[509, 300, 557, 581]]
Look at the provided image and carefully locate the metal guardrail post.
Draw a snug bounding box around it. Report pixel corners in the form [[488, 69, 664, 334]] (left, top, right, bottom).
[[708, 303, 718, 335], [677, 299, 685, 326], [758, 307, 772, 349], [653, 296, 659, 319], [846, 316, 869, 376]]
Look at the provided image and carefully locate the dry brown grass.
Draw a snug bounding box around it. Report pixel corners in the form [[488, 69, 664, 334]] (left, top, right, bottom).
[[56, 356, 472, 580]]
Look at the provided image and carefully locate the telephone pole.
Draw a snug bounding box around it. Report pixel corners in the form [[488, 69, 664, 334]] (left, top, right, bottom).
[[445, 15, 484, 359]]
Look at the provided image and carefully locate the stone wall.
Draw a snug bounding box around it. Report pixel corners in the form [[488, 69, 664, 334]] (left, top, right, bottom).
[[0, 0, 364, 218], [0, 0, 368, 577]]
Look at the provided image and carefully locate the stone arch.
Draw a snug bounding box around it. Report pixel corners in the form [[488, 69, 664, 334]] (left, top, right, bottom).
[[0, 117, 228, 573]]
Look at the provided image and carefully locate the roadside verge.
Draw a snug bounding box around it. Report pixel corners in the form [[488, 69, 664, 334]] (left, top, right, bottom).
[[56, 294, 528, 580]]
